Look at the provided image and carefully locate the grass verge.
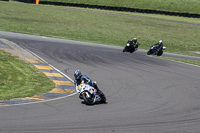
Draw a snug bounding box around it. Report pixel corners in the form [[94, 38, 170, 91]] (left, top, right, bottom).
[[158, 56, 200, 66], [0, 50, 55, 100]]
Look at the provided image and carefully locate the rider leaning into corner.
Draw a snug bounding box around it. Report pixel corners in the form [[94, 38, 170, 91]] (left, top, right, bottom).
[[74, 70, 106, 103], [154, 40, 163, 50], [129, 37, 140, 48], [74, 70, 100, 92]]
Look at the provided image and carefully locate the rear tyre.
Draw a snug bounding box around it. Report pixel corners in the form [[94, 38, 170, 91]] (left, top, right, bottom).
[[98, 90, 106, 103], [130, 47, 135, 53], [130, 50, 134, 53], [157, 51, 163, 56]]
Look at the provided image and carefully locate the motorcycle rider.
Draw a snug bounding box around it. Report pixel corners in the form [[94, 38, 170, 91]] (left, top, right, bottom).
[[131, 38, 140, 48], [74, 70, 100, 92], [154, 40, 163, 51], [74, 70, 102, 102]]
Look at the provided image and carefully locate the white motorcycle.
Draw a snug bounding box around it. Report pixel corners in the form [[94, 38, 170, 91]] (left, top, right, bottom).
[[76, 81, 106, 105]]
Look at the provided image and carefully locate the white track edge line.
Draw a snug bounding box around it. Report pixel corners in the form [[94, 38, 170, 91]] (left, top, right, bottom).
[[0, 92, 77, 107], [26, 49, 74, 82]]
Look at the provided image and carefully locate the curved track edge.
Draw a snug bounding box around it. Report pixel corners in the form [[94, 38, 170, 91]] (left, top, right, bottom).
[[0, 39, 76, 106]]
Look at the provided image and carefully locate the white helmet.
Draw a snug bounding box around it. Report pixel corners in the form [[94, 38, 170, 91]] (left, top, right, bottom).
[[159, 40, 162, 44]]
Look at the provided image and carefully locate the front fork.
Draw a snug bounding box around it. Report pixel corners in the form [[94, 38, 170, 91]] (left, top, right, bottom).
[[85, 92, 91, 98]]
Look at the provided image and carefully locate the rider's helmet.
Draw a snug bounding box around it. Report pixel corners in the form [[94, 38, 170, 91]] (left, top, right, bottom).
[[158, 40, 162, 45], [74, 70, 81, 80], [132, 38, 137, 43]]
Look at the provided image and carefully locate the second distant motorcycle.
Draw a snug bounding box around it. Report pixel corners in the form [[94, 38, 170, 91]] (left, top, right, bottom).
[[147, 44, 166, 56], [147, 40, 166, 56]]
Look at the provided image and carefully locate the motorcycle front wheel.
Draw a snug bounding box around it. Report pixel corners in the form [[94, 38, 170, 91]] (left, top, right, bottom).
[[147, 50, 151, 55], [82, 92, 94, 105]]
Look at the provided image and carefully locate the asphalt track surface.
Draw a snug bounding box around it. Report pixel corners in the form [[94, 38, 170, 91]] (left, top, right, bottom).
[[0, 32, 200, 133]]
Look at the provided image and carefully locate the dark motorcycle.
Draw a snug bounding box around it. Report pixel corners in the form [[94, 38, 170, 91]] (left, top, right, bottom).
[[147, 45, 166, 56], [123, 41, 137, 53]]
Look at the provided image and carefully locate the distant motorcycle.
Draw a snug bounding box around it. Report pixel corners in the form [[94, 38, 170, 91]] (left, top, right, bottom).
[[123, 41, 138, 53], [147, 45, 166, 56], [76, 81, 106, 105]]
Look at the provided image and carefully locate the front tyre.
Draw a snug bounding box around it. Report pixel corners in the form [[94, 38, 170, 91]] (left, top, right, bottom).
[[82, 92, 94, 105], [147, 50, 151, 55]]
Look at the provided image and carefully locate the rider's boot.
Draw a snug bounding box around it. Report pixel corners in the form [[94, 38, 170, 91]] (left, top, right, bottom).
[[135, 44, 140, 48]]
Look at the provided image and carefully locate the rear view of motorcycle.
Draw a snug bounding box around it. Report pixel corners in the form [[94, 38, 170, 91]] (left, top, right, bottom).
[[147, 45, 166, 56], [76, 81, 106, 105]]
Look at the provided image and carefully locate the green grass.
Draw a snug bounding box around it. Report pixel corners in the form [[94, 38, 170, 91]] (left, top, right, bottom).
[[39, 0, 200, 14], [158, 56, 200, 66], [0, 50, 55, 100], [0, 2, 199, 56], [118, 12, 200, 25]]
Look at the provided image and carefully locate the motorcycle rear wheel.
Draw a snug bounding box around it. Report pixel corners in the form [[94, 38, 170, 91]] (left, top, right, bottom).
[[98, 90, 106, 103], [157, 51, 163, 56]]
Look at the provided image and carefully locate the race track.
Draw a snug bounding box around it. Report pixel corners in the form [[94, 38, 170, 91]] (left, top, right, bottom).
[[0, 32, 200, 133]]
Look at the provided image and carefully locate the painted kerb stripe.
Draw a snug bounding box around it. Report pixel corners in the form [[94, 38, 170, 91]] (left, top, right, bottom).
[[20, 96, 53, 101], [53, 80, 74, 86], [49, 88, 75, 94], [34, 65, 54, 70], [27, 59, 44, 63], [43, 72, 64, 77]]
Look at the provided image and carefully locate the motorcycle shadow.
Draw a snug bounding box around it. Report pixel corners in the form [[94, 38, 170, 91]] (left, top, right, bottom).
[[81, 101, 108, 106]]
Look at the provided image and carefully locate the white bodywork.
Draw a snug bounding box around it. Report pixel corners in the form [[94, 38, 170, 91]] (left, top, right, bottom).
[[76, 82, 101, 103]]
